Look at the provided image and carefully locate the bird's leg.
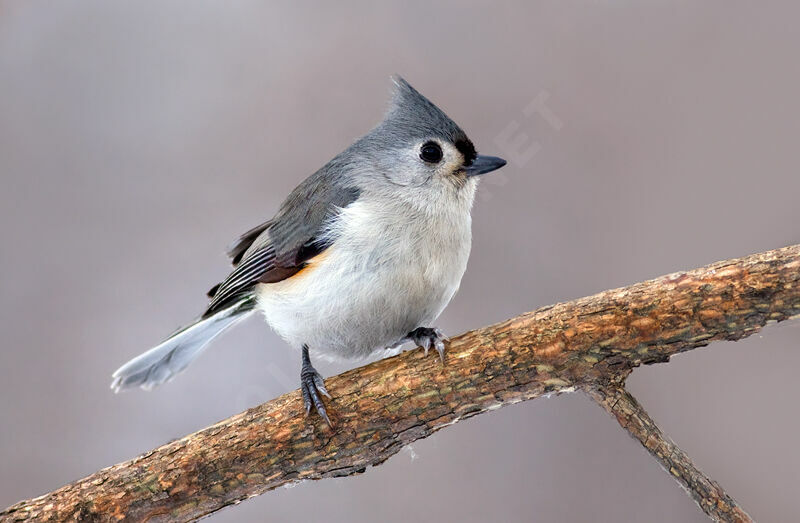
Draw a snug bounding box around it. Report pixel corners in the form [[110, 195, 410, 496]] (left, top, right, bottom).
[[406, 327, 447, 363], [300, 344, 332, 427]]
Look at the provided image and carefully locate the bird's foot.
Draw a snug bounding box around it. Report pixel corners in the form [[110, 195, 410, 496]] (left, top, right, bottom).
[[300, 345, 332, 427], [407, 327, 447, 363]]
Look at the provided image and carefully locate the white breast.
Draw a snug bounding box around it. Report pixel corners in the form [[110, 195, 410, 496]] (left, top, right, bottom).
[[255, 186, 475, 360]]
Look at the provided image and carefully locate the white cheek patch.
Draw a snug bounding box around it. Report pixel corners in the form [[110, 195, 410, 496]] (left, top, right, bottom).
[[438, 142, 468, 178], [382, 139, 473, 188]]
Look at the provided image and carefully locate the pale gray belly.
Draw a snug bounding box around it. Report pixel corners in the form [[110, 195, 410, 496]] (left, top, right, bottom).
[[255, 235, 469, 360]]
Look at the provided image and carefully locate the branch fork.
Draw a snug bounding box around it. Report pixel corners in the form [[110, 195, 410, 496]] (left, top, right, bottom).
[[4, 245, 799, 522]]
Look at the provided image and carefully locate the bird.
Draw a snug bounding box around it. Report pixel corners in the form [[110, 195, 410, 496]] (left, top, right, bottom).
[[111, 76, 507, 426]]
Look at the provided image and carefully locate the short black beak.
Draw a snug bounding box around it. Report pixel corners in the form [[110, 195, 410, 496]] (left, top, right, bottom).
[[464, 155, 507, 176]]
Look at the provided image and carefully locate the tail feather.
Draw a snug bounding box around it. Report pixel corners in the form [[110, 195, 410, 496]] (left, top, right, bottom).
[[111, 299, 254, 392]]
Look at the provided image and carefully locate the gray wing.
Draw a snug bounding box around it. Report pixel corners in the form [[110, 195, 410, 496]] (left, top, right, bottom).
[[227, 220, 272, 266], [204, 167, 360, 317]]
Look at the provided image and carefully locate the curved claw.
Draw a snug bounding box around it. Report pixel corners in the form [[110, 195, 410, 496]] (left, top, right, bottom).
[[434, 339, 446, 363], [313, 373, 331, 399], [407, 327, 448, 364], [420, 336, 432, 356], [301, 370, 332, 427], [300, 344, 333, 427]]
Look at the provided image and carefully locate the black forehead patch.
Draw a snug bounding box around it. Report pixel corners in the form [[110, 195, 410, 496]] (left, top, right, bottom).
[[455, 139, 477, 165]]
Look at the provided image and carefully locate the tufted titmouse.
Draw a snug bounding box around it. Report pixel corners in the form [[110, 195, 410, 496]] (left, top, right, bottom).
[[111, 76, 507, 425]]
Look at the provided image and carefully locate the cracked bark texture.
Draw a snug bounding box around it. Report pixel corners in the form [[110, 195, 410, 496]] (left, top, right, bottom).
[[588, 383, 753, 523], [2, 244, 799, 522]]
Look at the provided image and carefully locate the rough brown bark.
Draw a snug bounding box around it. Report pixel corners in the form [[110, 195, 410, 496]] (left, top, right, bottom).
[[3, 245, 799, 522], [587, 383, 753, 523]]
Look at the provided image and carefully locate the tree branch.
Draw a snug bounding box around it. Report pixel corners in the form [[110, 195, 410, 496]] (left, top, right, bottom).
[[587, 383, 753, 522], [3, 245, 799, 522]]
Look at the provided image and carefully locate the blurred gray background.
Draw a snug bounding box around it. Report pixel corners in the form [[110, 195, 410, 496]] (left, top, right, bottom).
[[1, 2, 799, 521]]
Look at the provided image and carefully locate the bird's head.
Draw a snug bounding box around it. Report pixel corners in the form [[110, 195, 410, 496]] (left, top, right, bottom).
[[354, 76, 506, 198]]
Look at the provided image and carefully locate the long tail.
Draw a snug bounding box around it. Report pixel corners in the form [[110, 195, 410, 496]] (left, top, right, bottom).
[[111, 298, 255, 392]]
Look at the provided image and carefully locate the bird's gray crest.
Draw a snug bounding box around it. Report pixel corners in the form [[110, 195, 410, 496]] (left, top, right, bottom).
[[381, 75, 474, 150]]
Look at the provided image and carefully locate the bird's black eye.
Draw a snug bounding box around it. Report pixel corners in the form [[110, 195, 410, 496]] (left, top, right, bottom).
[[419, 141, 443, 163]]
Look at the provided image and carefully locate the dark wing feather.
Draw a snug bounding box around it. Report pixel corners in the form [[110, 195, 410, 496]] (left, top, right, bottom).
[[204, 236, 334, 317], [267, 172, 360, 268], [204, 244, 281, 316], [204, 163, 360, 317], [227, 219, 272, 266], [206, 282, 221, 299]]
